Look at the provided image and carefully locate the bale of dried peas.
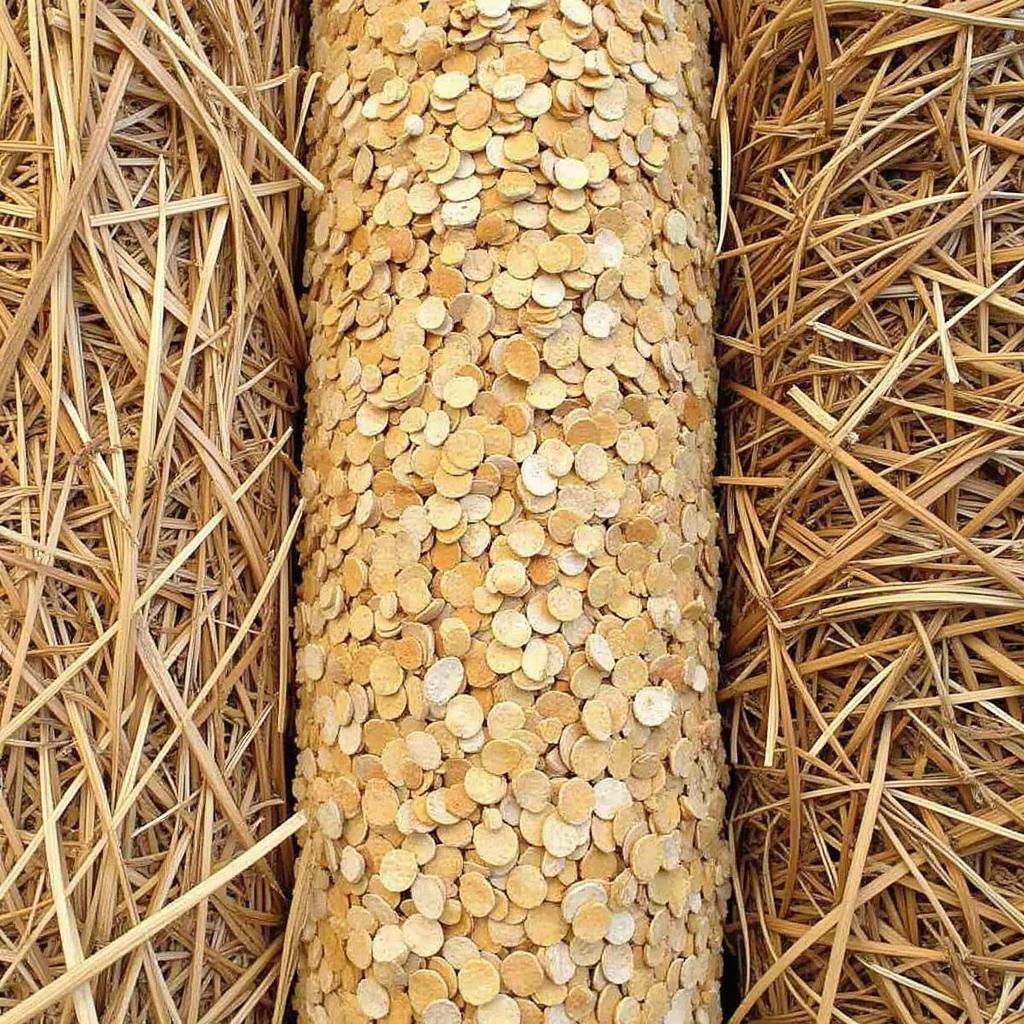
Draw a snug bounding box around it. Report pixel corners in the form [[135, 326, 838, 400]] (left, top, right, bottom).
[[292, 0, 729, 1021]]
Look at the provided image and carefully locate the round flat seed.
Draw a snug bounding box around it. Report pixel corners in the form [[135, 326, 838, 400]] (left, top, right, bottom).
[[542, 814, 581, 857], [538, 240, 572, 273], [507, 519, 545, 557], [493, 74, 526, 100], [574, 443, 608, 482], [547, 586, 582, 621], [473, 819, 519, 866], [512, 770, 551, 812], [507, 864, 548, 909], [358, 979, 390, 1019], [444, 376, 479, 408], [423, 657, 465, 704], [633, 686, 674, 726], [417, 296, 447, 330], [560, 0, 592, 23], [434, 72, 471, 100], [404, 914, 445, 955], [582, 301, 618, 338], [532, 274, 565, 308], [504, 337, 540, 381], [412, 876, 447, 919], [502, 951, 543, 996], [504, 133, 539, 164], [521, 455, 556, 497], [446, 693, 485, 737], [422, 1001, 462, 1024], [326, 72, 350, 105], [492, 608, 532, 647], [582, 700, 613, 741], [458, 959, 500, 1006], [606, 911, 635, 945], [465, 766, 507, 803], [410, 971, 449, 1013], [521, 638, 551, 681], [460, 872, 497, 916], [538, 438, 573, 477], [457, 92, 492, 130], [516, 84, 551, 117], [525, 375, 566, 410], [573, 902, 612, 941], [585, 634, 615, 673], [602, 944, 633, 985], [373, 923, 409, 964], [557, 778, 594, 824], [553, 157, 589, 190], [492, 272, 532, 309], [478, 994, 520, 1024], [629, 834, 664, 881], [381, 848, 419, 891]]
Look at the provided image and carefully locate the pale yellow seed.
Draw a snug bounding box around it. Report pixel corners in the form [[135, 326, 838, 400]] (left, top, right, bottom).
[[458, 958, 500, 1006], [380, 848, 419, 892]]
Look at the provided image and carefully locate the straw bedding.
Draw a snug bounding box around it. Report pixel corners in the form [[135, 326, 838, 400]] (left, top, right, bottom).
[[718, 2, 1024, 1021], [0, 1, 312, 1020]]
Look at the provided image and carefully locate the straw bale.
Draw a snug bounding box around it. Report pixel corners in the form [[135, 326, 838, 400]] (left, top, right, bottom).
[[0, 1, 313, 1020], [718, 2, 1024, 1020]]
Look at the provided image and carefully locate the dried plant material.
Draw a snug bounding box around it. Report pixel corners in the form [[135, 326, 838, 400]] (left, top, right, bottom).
[[718, 0, 1024, 1020], [0, 0, 312, 1020], [293, 0, 730, 1021]]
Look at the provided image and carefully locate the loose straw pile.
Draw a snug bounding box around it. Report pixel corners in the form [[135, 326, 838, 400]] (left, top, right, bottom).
[[718, 1, 1024, 1020], [294, 0, 730, 1022], [0, 1, 312, 1020]]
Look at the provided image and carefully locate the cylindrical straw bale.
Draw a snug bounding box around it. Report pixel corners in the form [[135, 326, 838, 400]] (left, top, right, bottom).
[[293, 0, 730, 1022], [0, 1, 308, 1022], [719, 3, 1024, 1021]]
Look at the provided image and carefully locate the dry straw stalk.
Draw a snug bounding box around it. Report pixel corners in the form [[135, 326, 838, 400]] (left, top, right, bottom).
[[0, 0, 314, 1020], [717, 0, 1024, 1020]]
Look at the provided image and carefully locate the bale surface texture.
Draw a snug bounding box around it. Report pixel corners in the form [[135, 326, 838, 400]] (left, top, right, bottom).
[[0, 1, 308, 1020], [719, 3, 1024, 1020], [293, 0, 730, 1022]]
